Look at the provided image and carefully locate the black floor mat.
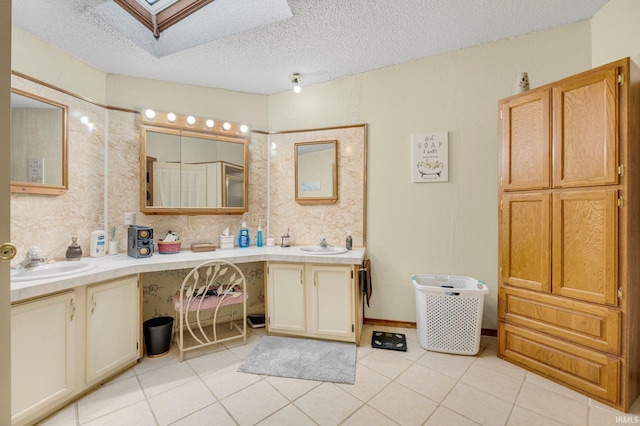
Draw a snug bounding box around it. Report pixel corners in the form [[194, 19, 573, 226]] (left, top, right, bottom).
[[371, 331, 407, 352]]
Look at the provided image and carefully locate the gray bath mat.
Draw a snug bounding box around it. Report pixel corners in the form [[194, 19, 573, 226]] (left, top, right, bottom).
[[238, 336, 356, 384]]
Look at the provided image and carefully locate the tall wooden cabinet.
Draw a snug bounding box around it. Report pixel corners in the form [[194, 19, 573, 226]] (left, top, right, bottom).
[[498, 58, 640, 412]]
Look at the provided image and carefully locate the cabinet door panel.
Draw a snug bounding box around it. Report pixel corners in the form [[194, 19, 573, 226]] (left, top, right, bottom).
[[86, 276, 139, 384], [499, 286, 621, 354], [501, 193, 551, 292], [499, 323, 619, 403], [267, 263, 306, 333], [553, 67, 619, 187], [500, 88, 551, 191], [552, 190, 618, 305], [11, 292, 75, 424], [311, 265, 354, 339]]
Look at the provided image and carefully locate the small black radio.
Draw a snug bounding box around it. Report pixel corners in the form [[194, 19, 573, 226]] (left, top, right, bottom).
[[127, 225, 154, 258]]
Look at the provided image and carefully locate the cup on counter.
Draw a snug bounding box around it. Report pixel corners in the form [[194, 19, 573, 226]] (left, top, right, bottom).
[[108, 240, 119, 255], [266, 237, 275, 247]]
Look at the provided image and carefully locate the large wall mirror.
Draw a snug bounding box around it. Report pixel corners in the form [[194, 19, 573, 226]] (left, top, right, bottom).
[[140, 116, 249, 214], [295, 140, 338, 205], [10, 88, 68, 195]]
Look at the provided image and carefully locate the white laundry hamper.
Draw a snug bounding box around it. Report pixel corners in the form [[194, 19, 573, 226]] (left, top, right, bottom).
[[412, 274, 489, 355]]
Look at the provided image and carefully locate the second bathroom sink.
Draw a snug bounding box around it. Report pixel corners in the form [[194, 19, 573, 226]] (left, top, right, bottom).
[[298, 246, 348, 255], [11, 261, 96, 282]]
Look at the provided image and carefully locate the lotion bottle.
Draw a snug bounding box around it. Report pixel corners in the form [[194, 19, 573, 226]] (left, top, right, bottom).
[[257, 220, 263, 247], [90, 228, 106, 257], [238, 222, 250, 248]]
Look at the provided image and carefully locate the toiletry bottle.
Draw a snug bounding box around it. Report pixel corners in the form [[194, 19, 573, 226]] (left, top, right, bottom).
[[346, 231, 352, 250], [257, 220, 263, 247], [66, 237, 83, 261], [238, 222, 250, 248], [90, 228, 106, 257]]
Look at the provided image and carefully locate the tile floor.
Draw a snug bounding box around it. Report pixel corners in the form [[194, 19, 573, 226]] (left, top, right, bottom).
[[39, 325, 640, 426]]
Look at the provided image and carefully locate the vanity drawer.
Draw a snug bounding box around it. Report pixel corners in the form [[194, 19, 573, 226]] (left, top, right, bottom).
[[499, 286, 620, 354], [499, 323, 620, 404]]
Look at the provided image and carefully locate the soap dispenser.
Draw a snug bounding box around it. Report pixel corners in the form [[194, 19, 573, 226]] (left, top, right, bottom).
[[257, 220, 263, 247], [66, 237, 83, 261], [346, 231, 352, 250]]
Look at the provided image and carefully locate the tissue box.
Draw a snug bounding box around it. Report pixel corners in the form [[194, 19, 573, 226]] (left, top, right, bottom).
[[219, 235, 234, 249]]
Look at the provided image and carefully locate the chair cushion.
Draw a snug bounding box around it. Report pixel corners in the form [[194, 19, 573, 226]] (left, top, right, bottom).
[[173, 291, 246, 312]]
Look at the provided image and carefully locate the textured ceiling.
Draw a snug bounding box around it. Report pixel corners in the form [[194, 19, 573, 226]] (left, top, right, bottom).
[[12, 0, 609, 95]]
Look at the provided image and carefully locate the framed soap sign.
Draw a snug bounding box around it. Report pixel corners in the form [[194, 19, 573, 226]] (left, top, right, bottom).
[[412, 132, 448, 182]]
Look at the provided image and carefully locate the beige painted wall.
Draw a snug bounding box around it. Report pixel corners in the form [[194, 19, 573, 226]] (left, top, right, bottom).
[[11, 27, 107, 105], [106, 74, 269, 131], [592, 0, 640, 67], [268, 22, 593, 327]]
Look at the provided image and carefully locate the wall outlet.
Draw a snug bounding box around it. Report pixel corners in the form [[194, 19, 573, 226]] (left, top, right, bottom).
[[249, 215, 259, 226]]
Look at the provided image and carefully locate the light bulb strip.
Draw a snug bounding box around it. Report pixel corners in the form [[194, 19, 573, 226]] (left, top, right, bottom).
[[140, 110, 249, 137]]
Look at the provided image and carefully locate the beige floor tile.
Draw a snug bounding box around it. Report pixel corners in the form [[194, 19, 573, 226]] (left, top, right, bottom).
[[77, 376, 146, 424], [137, 359, 198, 398], [470, 349, 526, 380], [257, 404, 317, 426], [170, 402, 236, 426], [460, 362, 524, 403], [358, 347, 414, 379], [147, 378, 216, 425], [221, 379, 289, 425], [395, 362, 457, 403], [416, 350, 475, 379], [133, 346, 181, 376], [338, 363, 391, 402], [35, 402, 76, 426], [442, 382, 513, 426], [368, 381, 437, 426], [294, 382, 363, 425], [342, 404, 400, 425], [82, 400, 156, 426], [424, 406, 481, 426], [588, 404, 631, 426], [186, 346, 242, 376], [515, 381, 588, 426], [265, 375, 321, 401], [523, 372, 589, 403], [201, 362, 261, 399], [507, 406, 566, 426], [227, 332, 263, 359]]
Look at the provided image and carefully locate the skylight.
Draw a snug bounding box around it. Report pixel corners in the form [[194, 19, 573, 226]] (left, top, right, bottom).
[[114, 0, 213, 38]]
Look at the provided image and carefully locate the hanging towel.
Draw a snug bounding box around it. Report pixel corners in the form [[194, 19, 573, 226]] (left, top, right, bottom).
[[359, 258, 372, 307]]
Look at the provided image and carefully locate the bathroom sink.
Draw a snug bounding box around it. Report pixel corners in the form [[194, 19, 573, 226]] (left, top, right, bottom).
[[298, 246, 348, 255], [11, 261, 96, 282]]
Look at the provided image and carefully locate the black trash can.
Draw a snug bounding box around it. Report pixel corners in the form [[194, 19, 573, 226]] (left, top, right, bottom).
[[143, 316, 173, 357]]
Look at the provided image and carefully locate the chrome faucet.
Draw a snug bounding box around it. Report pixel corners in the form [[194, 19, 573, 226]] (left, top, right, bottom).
[[318, 235, 329, 247], [17, 246, 47, 268]]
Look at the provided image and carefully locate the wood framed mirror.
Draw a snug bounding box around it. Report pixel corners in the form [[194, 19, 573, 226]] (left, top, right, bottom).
[[295, 140, 338, 205], [140, 111, 249, 215], [10, 88, 68, 195]]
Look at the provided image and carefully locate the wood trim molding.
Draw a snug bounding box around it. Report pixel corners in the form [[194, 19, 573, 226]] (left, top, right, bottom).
[[113, 0, 214, 37]]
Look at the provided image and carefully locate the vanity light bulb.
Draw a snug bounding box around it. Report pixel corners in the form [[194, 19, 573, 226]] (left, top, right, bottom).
[[240, 124, 248, 133], [293, 84, 301, 94], [167, 113, 176, 122], [205, 119, 214, 128], [223, 122, 231, 131], [186, 116, 196, 125], [144, 109, 155, 119]]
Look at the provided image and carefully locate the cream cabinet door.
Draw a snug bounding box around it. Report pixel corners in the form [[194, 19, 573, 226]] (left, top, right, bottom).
[[11, 291, 76, 425], [267, 263, 306, 334], [310, 265, 354, 340], [86, 276, 139, 384]]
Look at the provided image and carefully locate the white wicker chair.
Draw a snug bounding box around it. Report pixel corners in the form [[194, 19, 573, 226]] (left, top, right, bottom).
[[173, 260, 247, 361]]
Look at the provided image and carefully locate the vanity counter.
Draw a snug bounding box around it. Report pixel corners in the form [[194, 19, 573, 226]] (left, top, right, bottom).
[[10, 246, 366, 303]]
